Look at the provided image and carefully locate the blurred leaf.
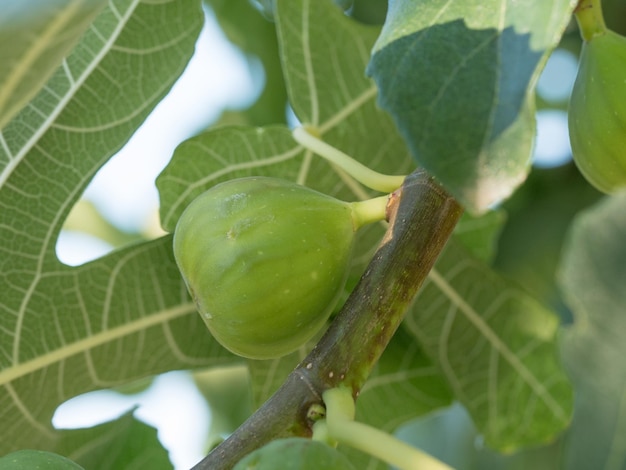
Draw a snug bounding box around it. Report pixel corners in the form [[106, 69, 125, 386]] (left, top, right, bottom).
[[396, 403, 564, 470], [0, 0, 107, 129], [367, 0, 577, 213], [207, 0, 288, 125], [404, 238, 573, 451], [113, 375, 154, 396], [560, 192, 626, 469], [247, 0, 276, 20], [0, 0, 243, 456], [58, 412, 172, 469], [63, 200, 146, 248], [454, 210, 507, 264], [0, 413, 171, 469], [274, 0, 414, 187], [349, 0, 387, 25], [193, 366, 253, 450], [494, 164, 601, 313]]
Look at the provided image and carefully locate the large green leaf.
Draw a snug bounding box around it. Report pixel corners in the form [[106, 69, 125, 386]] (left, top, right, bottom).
[[404, 238, 573, 451], [0, 0, 107, 129], [0, 0, 240, 455], [274, 0, 414, 186], [367, 0, 577, 213], [560, 192, 626, 469]]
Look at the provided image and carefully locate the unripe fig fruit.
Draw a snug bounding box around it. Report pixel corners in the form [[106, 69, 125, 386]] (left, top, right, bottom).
[[568, 29, 626, 193], [173, 177, 373, 359], [233, 438, 356, 470]]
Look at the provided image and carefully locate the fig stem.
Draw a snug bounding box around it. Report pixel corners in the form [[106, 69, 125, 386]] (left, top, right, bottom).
[[323, 387, 453, 470], [350, 194, 389, 228], [574, 0, 607, 41], [292, 126, 406, 193]]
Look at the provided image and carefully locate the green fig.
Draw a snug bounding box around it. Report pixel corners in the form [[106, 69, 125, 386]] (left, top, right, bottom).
[[173, 177, 385, 359], [233, 438, 356, 470], [568, 27, 626, 193]]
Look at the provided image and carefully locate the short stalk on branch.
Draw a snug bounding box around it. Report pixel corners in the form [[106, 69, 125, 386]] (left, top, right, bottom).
[[193, 168, 463, 470], [322, 387, 453, 470], [292, 126, 406, 192], [574, 0, 607, 41], [351, 194, 389, 227]]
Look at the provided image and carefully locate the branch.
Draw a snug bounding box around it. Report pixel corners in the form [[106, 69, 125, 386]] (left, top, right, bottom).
[[193, 168, 463, 469]]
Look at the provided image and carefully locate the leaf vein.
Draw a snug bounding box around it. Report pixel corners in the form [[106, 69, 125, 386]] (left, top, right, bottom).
[[0, 303, 196, 386], [428, 269, 567, 421], [0, 0, 141, 188]]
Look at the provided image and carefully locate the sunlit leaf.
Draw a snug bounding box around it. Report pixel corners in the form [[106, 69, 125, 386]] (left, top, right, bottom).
[[193, 365, 253, 450], [493, 165, 602, 311], [454, 210, 507, 264], [367, 0, 577, 212], [0, 0, 107, 129], [0, 0, 241, 455]]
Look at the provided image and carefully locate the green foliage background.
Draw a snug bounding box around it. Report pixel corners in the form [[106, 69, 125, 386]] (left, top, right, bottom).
[[0, 0, 625, 468]]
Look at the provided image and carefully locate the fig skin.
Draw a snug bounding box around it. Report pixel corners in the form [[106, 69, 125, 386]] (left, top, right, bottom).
[[173, 177, 357, 359], [568, 29, 626, 194]]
